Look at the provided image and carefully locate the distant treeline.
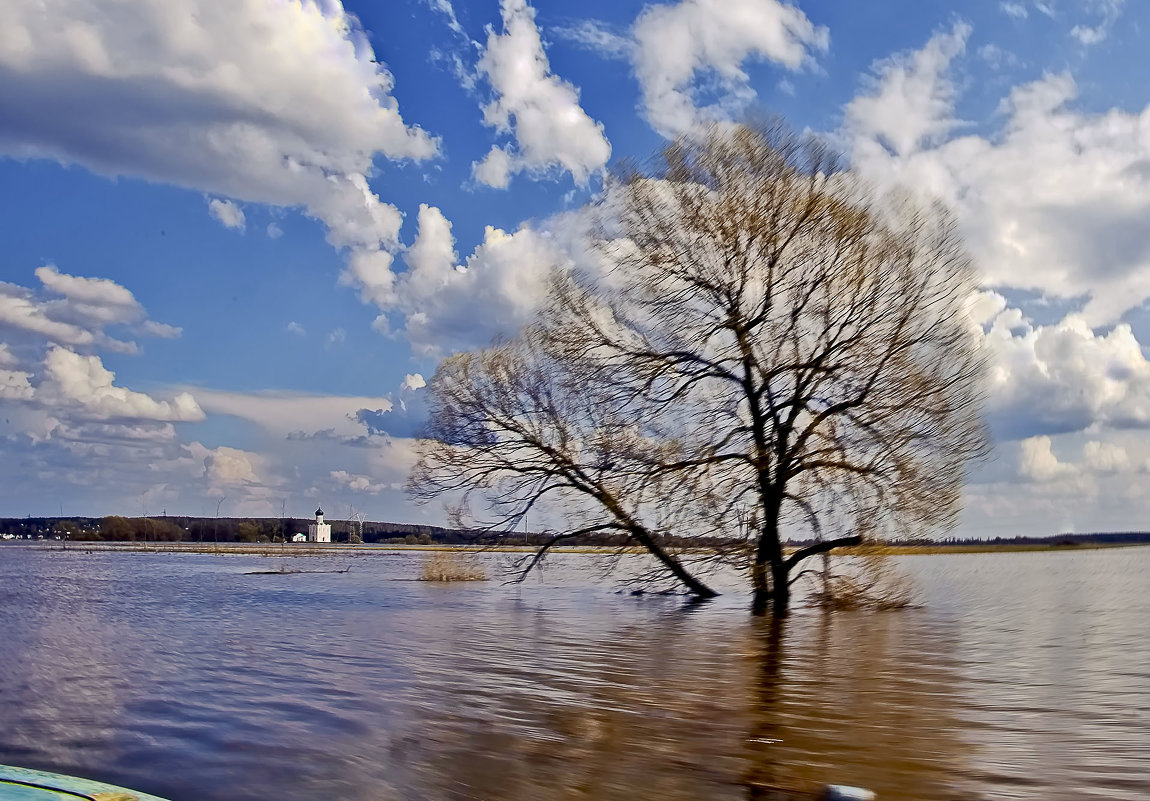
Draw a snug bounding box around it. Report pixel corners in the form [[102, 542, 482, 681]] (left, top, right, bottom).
[[0, 516, 473, 544], [884, 532, 1150, 547], [5, 516, 1150, 548], [0, 515, 625, 546], [0, 516, 739, 547]]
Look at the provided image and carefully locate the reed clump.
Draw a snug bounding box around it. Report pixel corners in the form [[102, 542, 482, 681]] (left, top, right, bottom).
[[419, 550, 488, 582], [807, 546, 917, 611]]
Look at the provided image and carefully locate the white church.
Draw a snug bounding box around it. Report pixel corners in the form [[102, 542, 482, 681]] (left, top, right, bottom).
[[307, 507, 331, 543]]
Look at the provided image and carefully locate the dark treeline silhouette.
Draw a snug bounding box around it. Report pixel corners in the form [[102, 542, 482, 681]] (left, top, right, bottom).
[[887, 532, 1150, 547], [0, 515, 754, 547], [4, 516, 1150, 550], [0, 516, 463, 544]]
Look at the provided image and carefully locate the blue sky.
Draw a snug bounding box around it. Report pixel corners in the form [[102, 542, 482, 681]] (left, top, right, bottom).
[[4, 0, 1150, 535]]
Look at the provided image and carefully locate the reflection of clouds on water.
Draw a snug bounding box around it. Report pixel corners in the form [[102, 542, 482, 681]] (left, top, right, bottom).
[[386, 597, 979, 800], [0, 554, 133, 774], [3, 548, 1150, 799], [390, 602, 754, 801]]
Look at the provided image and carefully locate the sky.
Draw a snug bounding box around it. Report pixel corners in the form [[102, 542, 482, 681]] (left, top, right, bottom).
[[4, 0, 1150, 537]]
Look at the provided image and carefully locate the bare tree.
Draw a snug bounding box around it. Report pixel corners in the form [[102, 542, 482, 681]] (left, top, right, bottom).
[[412, 122, 987, 614], [214, 496, 226, 549], [410, 336, 722, 598]]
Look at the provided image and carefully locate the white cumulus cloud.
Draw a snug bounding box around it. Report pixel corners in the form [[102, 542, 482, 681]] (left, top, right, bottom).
[[1019, 435, 1076, 482], [384, 204, 566, 357], [208, 198, 246, 231], [0, 0, 438, 312], [980, 301, 1150, 440], [38, 346, 204, 422], [632, 0, 828, 138], [845, 24, 1150, 326], [198, 444, 263, 489], [845, 22, 969, 158], [1083, 440, 1130, 473], [0, 266, 178, 353], [473, 0, 611, 187], [473, 145, 514, 190], [330, 469, 389, 494], [0, 285, 98, 349], [0, 367, 34, 401]]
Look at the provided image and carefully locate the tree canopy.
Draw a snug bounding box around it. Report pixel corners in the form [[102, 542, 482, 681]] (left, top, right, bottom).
[[412, 123, 987, 614]]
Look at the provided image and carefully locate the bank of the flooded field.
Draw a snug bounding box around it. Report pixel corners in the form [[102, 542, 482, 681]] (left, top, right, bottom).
[[5, 540, 618, 556], [9, 539, 1149, 557]]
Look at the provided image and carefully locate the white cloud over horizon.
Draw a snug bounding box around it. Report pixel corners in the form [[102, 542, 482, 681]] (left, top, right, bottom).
[[980, 303, 1150, 441], [385, 203, 568, 357], [38, 346, 203, 423], [330, 469, 394, 494]]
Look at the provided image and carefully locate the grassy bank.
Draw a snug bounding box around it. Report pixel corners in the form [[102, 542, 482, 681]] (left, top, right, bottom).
[[12, 540, 1150, 557], [12, 541, 624, 556], [837, 541, 1150, 555]]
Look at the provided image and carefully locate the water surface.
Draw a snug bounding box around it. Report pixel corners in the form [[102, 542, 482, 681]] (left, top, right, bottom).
[[1, 546, 1147, 799]]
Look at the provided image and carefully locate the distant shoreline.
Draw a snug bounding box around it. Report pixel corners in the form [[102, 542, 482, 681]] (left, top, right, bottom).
[[843, 542, 1150, 555], [6, 540, 1149, 557]]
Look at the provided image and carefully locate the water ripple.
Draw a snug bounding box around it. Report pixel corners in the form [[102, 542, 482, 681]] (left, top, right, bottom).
[[2, 547, 1149, 799]]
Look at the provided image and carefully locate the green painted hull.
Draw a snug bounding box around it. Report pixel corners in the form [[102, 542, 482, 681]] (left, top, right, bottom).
[[0, 765, 169, 801]]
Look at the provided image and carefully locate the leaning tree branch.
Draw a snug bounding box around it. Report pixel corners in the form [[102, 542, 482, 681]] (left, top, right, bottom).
[[784, 534, 863, 572], [508, 525, 620, 584]]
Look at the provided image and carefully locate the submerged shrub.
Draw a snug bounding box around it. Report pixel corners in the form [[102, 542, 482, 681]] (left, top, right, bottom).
[[805, 547, 917, 611], [419, 551, 488, 582]]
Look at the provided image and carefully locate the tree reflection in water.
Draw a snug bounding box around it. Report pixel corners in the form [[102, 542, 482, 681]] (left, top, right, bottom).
[[5, 550, 1150, 800], [389, 601, 751, 801], [745, 611, 980, 800], [385, 602, 980, 801]]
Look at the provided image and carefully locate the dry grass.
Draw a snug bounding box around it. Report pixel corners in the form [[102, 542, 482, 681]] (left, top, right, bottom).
[[419, 550, 488, 582], [806, 547, 918, 611]]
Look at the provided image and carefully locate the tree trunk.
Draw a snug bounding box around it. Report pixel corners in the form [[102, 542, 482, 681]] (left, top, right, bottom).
[[633, 525, 719, 599], [601, 493, 719, 599], [751, 562, 769, 614], [752, 492, 786, 616], [771, 559, 790, 616]]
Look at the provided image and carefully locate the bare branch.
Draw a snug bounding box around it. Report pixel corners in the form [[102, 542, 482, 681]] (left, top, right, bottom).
[[409, 121, 986, 615]]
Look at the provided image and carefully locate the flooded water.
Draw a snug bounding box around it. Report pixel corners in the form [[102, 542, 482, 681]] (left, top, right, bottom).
[[1, 545, 1148, 800]]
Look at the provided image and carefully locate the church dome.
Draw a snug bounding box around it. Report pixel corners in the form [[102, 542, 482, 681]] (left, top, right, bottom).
[[315, 507, 324, 517]]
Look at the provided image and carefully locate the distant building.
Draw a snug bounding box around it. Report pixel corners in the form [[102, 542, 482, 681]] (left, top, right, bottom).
[[307, 508, 331, 543], [291, 532, 307, 543]]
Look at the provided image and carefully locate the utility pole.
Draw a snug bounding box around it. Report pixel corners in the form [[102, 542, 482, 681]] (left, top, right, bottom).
[[214, 496, 226, 551]]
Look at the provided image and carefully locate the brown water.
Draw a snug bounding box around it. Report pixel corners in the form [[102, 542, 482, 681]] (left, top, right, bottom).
[[1, 545, 1147, 800]]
